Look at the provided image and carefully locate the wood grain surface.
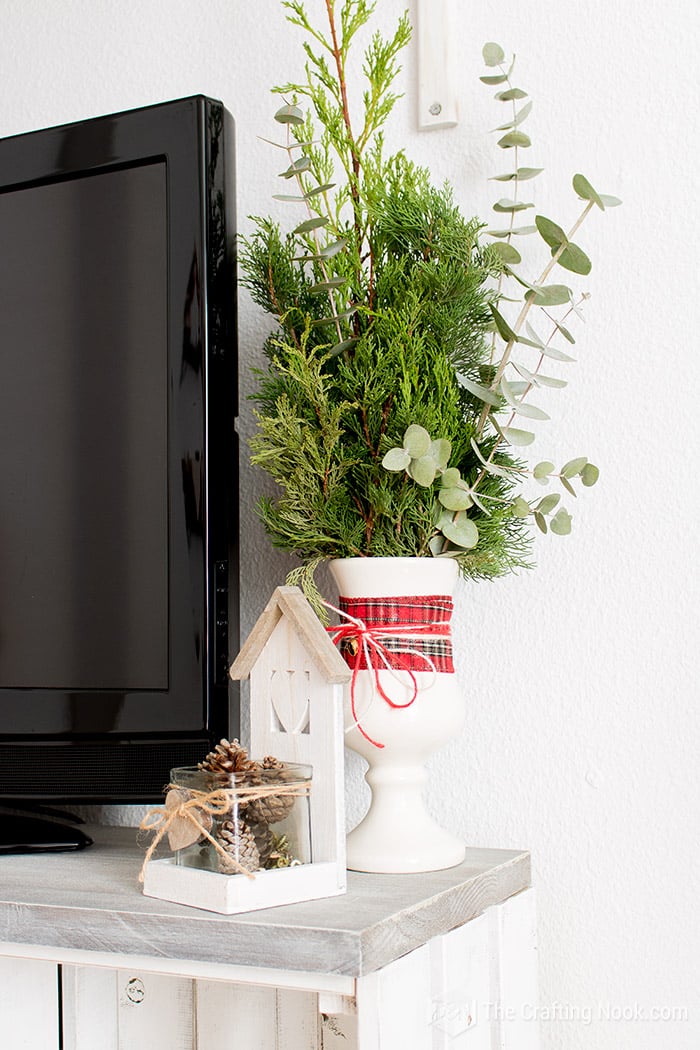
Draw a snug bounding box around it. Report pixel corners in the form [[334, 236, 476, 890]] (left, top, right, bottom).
[[0, 826, 530, 977]]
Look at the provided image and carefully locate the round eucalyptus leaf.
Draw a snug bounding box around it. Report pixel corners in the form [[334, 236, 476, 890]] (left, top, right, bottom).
[[497, 131, 532, 149], [502, 426, 535, 447], [581, 463, 600, 487], [279, 156, 312, 179], [304, 182, 336, 198], [458, 374, 501, 407], [320, 237, 349, 258], [487, 225, 537, 237], [496, 88, 528, 101], [572, 173, 604, 210], [561, 456, 588, 478], [441, 467, 462, 488], [512, 497, 531, 518], [382, 447, 410, 472], [293, 216, 329, 235], [428, 535, 445, 556], [274, 104, 304, 126], [328, 337, 358, 358], [536, 374, 567, 389], [515, 167, 544, 181], [537, 493, 561, 516], [310, 277, 347, 294], [430, 438, 452, 470], [480, 73, 508, 84], [535, 214, 567, 248], [599, 194, 622, 208], [550, 509, 573, 535], [403, 424, 431, 459], [493, 199, 533, 213], [438, 487, 473, 512], [540, 343, 576, 363], [490, 241, 522, 265], [525, 284, 572, 307], [555, 242, 592, 276], [482, 42, 505, 66], [533, 461, 554, 479], [408, 454, 437, 488], [441, 517, 479, 549]]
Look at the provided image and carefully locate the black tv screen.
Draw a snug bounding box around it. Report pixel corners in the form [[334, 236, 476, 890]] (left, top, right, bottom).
[[0, 96, 237, 805]]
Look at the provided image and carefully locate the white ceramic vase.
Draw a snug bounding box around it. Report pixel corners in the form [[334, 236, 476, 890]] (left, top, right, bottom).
[[329, 557, 465, 873]]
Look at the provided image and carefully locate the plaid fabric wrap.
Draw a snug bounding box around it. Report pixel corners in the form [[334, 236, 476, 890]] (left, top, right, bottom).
[[338, 595, 454, 674]]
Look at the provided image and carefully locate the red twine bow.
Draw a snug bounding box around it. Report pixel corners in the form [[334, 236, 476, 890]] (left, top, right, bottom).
[[325, 595, 454, 749]]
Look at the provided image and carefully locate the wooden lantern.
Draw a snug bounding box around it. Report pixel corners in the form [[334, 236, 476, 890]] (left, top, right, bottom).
[[142, 587, 349, 913]]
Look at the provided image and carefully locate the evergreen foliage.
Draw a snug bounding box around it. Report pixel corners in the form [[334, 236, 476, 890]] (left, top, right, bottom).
[[241, 3, 618, 595]]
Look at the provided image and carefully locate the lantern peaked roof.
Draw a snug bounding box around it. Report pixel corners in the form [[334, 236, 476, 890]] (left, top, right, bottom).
[[229, 586, 350, 685]]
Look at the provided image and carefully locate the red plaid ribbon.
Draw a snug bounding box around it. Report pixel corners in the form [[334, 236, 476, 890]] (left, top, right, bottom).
[[337, 596, 454, 673], [325, 594, 454, 749]]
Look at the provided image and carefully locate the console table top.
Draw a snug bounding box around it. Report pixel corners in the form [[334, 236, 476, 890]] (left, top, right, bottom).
[[0, 825, 530, 977]]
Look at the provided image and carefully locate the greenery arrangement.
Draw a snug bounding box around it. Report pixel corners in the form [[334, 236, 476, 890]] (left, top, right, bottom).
[[240, 0, 619, 601]]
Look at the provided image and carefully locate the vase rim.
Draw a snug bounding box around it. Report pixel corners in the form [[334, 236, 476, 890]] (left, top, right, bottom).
[[328, 555, 459, 598]]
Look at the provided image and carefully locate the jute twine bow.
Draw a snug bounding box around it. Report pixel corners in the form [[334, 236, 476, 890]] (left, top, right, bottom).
[[325, 600, 445, 750], [138, 780, 310, 883]]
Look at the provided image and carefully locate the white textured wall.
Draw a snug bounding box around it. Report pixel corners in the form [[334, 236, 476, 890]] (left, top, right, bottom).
[[2, 2, 698, 1048]]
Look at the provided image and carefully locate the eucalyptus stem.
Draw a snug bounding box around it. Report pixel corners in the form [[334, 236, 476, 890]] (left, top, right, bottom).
[[476, 199, 595, 437], [284, 124, 344, 345]]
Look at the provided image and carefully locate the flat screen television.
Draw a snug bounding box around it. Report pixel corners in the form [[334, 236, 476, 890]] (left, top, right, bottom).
[[0, 96, 238, 850]]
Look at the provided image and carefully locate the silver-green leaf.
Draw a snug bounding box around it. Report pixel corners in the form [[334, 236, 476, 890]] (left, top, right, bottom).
[[482, 42, 505, 66], [555, 242, 592, 276], [502, 426, 536, 446], [279, 156, 311, 178], [382, 447, 411, 472], [328, 337, 358, 358], [441, 517, 479, 549], [573, 173, 604, 210], [274, 104, 304, 126], [458, 374, 501, 407], [533, 461, 554, 479], [525, 284, 572, 307], [497, 131, 532, 149], [438, 487, 473, 512], [535, 214, 567, 248], [403, 424, 431, 459], [490, 241, 522, 264], [293, 216, 329, 235], [408, 455, 437, 487], [496, 88, 528, 101], [320, 238, 349, 258], [537, 493, 561, 515], [561, 456, 588, 478], [581, 463, 600, 487], [493, 199, 534, 213], [430, 438, 452, 470], [550, 508, 573, 535]]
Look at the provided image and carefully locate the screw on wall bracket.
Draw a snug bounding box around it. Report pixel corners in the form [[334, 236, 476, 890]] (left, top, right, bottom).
[[429, 102, 443, 116], [125, 977, 146, 1004]]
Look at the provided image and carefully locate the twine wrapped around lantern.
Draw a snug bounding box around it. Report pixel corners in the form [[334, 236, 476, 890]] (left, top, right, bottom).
[[139, 772, 311, 883]]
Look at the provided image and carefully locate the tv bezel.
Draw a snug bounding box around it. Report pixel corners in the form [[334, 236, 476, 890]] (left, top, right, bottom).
[[0, 96, 238, 803]]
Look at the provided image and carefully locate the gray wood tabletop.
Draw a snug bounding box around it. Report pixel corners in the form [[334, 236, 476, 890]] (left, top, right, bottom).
[[0, 826, 530, 976]]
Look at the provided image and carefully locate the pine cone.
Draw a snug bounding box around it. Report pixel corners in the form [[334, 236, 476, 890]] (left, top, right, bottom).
[[243, 755, 296, 826], [249, 822, 275, 867], [198, 738, 261, 785], [216, 817, 260, 874]]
